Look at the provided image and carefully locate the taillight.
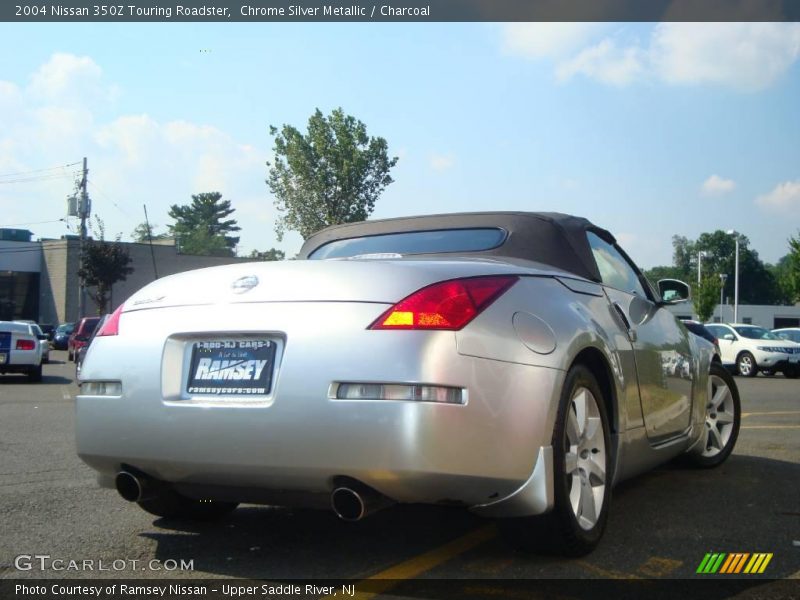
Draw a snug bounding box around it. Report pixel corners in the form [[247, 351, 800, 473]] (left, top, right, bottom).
[[370, 276, 519, 330], [16, 339, 36, 350], [97, 304, 124, 337]]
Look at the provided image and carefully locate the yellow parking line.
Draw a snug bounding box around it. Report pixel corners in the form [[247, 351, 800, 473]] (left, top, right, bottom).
[[635, 557, 682, 578], [575, 560, 642, 579], [741, 425, 800, 429], [322, 525, 496, 600], [742, 411, 800, 418]]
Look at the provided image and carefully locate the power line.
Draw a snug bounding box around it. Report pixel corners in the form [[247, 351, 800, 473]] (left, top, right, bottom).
[[87, 179, 133, 217], [0, 161, 81, 179], [0, 171, 80, 185], [0, 219, 68, 228]]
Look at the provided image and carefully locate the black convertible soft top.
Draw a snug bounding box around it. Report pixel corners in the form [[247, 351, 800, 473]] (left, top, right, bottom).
[[298, 212, 617, 283]]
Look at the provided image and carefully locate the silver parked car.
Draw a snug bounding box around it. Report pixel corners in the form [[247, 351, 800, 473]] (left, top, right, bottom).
[[76, 212, 740, 555]]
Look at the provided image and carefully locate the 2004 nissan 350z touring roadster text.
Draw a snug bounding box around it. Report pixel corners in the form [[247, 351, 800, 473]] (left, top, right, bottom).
[[76, 212, 740, 555]]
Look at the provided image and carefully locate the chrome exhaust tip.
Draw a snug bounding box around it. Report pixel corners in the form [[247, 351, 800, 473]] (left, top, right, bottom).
[[331, 484, 393, 521], [331, 487, 367, 521], [115, 471, 160, 502]]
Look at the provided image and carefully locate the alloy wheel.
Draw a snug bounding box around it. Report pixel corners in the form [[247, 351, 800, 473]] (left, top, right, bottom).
[[564, 386, 607, 530], [702, 373, 736, 457], [738, 354, 754, 376]]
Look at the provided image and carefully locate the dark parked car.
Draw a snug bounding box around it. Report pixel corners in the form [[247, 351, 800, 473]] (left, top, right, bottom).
[[52, 322, 75, 350], [68, 317, 101, 361], [680, 320, 722, 363], [75, 315, 109, 379], [40, 324, 56, 340]]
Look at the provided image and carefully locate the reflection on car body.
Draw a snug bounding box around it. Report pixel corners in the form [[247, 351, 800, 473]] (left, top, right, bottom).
[[76, 212, 741, 555]]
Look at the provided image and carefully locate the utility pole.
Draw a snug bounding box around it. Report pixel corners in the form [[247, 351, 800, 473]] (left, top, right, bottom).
[[77, 157, 90, 320]]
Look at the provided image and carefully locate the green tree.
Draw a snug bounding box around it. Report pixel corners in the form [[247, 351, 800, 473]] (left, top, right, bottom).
[[692, 231, 780, 305], [693, 275, 721, 323], [168, 192, 241, 256], [79, 220, 134, 314], [267, 107, 398, 240], [643, 265, 688, 287], [781, 232, 800, 302], [131, 221, 170, 243], [249, 248, 285, 261], [672, 235, 695, 276], [645, 230, 783, 305]]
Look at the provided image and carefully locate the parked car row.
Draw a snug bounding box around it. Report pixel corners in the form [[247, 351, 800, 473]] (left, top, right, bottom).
[[0, 316, 108, 383], [703, 323, 800, 378]]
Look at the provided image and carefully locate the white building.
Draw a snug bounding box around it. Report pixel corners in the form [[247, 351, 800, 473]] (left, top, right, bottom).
[[666, 302, 800, 329]]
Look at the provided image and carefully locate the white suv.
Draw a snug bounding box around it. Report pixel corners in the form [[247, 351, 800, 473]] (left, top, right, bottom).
[[705, 323, 800, 378]]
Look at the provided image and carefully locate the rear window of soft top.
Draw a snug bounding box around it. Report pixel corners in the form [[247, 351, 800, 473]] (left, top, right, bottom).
[[308, 228, 507, 259]]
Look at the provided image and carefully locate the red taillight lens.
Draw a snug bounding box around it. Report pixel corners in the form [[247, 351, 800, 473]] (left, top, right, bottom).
[[97, 304, 124, 337], [370, 276, 519, 331], [16, 339, 36, 350]]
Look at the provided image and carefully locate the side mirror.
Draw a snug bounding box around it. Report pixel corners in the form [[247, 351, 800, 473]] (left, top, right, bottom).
[[657, 279, 691, 304], [722, 333, 735, 341]]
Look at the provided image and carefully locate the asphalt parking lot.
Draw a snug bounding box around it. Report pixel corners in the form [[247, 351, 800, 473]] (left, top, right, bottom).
[[1, 351, 798, 593]]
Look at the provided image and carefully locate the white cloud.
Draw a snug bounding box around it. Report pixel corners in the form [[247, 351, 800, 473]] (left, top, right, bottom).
[[756, 180, 800, 212], [503, 23, 800, 91], [651, 23, 800, 91], [556, 38, 645, 85], [501, 23, 603, 60], [28, 53, 107, 105], [429, 153, 455, 172], [701, 174, 736, 196], [0, 52, 280, 255]]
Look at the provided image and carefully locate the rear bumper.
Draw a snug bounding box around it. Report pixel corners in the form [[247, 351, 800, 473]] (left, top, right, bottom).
[[0, 349, 41, 371], [76, 302, 561, 516]]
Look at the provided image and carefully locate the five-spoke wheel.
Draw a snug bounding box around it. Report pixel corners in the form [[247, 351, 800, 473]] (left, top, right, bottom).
[[564, 386, 607, 530], [688, 362, 741, 468]]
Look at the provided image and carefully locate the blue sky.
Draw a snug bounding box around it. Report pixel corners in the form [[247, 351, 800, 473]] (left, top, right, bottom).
[[0, 22, 798, 268]]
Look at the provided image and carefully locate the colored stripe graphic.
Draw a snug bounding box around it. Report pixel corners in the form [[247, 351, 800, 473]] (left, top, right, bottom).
[[698, 552, 773, 574], [724, 553, 749, 574], [744, 553, 773, 574], [697, 553, 727, 574]]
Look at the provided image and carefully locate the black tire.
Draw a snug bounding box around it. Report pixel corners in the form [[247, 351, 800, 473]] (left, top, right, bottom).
[[686, 362, 740, 468], [784, 367, 799, 379], [498, 365, 612, 556], [28, 365, 42, 383], [736, 351, 758, 378], [138, 489, 238, 521]]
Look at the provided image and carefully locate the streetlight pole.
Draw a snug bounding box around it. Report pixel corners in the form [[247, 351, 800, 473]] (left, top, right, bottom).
[[719, 273, 728, 322], [726, 230, 740, 323], [697, 250, 707, 285]]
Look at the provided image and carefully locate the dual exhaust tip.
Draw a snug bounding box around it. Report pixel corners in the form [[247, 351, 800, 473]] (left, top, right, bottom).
[[116, 471, 391, 521], [115, 471, 161, 503], [330, 486, 391, 522]]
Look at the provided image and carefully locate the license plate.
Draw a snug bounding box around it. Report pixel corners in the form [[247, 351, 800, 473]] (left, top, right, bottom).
[[186, 339, 276, 396]]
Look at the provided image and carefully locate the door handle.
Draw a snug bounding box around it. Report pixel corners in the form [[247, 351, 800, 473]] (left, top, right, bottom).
[[612, 302, 637, 343]]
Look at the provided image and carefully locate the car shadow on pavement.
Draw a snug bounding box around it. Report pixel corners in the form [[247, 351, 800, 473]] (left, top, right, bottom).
[[138, 454, 800, 582]]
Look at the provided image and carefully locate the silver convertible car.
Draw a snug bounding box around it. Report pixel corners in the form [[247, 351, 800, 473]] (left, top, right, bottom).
[[76, 212, 740, 555]]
